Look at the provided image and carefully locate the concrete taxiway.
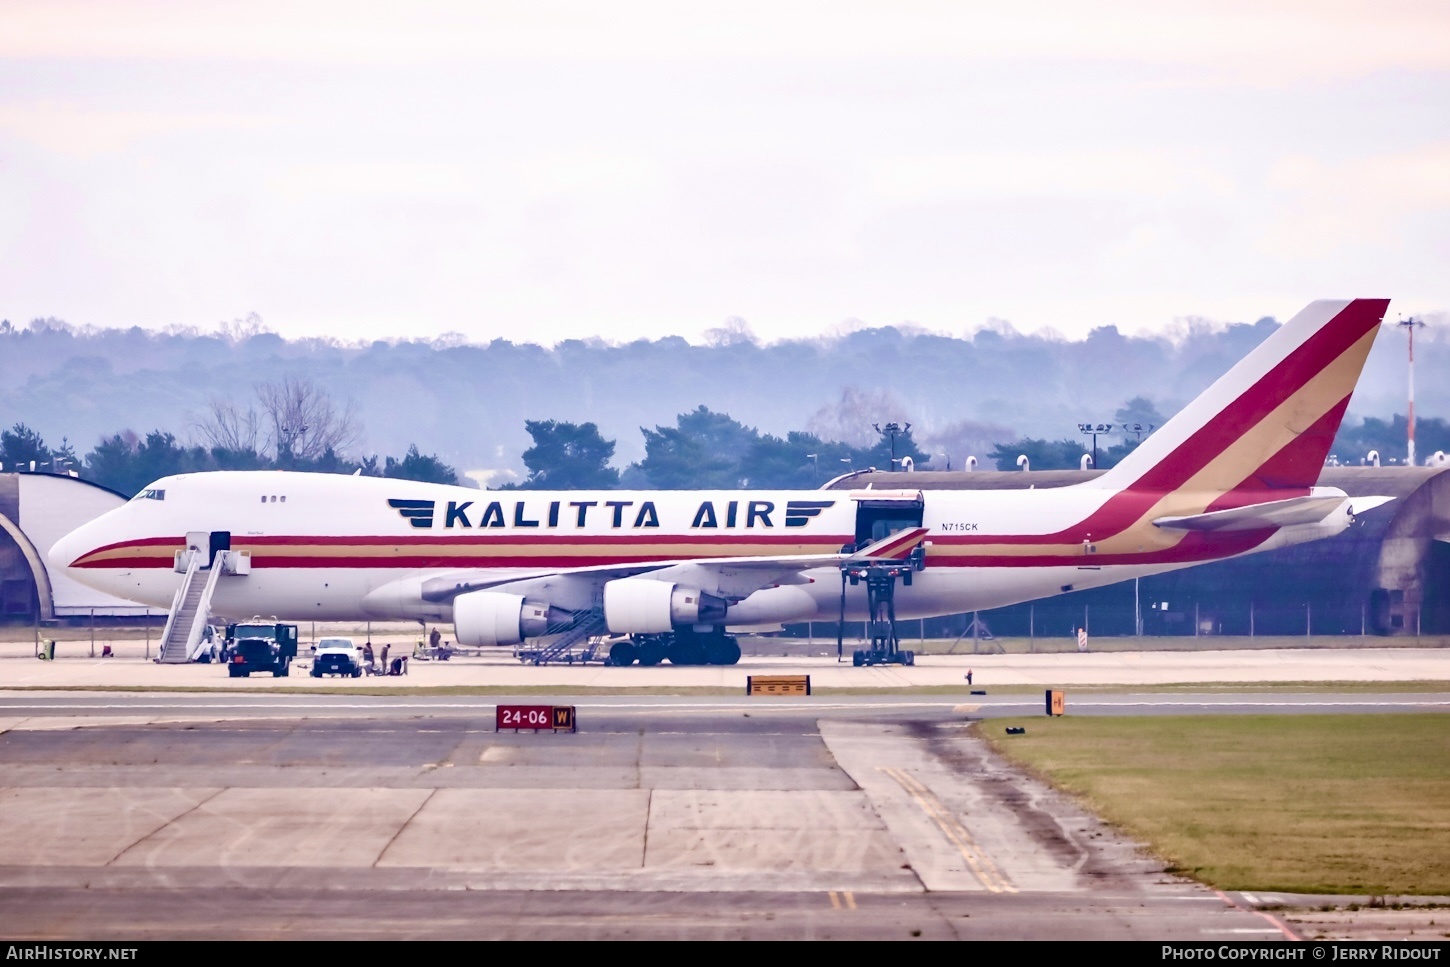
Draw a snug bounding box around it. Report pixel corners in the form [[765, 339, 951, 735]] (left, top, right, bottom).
[[4, 640, 1447, 689], [0, 646, 1445, 940]]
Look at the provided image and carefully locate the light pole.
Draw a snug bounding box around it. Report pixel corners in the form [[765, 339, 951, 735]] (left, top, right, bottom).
[[872, 422, 911, 471], [806, 453, 819, 480], [1397, 317, 1426, 466], [938, 451, 951, 472], [1076, 422, 1113, 469]]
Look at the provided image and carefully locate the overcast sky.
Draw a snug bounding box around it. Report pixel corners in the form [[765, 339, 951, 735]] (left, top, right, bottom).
[[1, 1, 1447, 346]]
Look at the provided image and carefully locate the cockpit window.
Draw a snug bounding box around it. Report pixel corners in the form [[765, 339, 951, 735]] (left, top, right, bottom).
[[131, 489, 166, 501]]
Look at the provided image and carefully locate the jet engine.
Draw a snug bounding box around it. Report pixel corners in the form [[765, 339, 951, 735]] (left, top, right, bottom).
[[603, 579, 727, 635], [452, 591, 551, 647]]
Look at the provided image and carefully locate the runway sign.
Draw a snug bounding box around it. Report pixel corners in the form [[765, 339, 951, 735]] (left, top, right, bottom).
[[496, 704, 577, 732], [747, 675, 811, 696], [1046, 689, 1065, 716]]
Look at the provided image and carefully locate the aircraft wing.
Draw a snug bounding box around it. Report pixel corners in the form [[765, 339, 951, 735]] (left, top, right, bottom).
[[419, 526, 931, 603], [1152, 495, 1392, 533]]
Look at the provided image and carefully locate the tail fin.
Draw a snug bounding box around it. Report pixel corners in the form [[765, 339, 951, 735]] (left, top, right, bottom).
[[1094, 299, 1389, 497]]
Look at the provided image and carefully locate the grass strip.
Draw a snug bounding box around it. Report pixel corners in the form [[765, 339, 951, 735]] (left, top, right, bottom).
[[981, 713, 1450, 895]]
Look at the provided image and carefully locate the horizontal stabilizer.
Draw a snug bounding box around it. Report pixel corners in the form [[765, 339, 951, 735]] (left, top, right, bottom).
[[1153, 495, 1352, 532]]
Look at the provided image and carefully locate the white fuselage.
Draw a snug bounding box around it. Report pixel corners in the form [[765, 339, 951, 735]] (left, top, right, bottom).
[[48, 470, 1352, 628]]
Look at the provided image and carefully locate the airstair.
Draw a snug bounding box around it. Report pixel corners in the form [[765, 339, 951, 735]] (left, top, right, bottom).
[[517, 609, 608, 665], [157, 548, 245, 663]]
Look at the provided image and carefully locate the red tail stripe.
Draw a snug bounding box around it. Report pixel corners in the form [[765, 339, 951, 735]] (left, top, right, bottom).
[[995, 300, 1382, 545], [1126, 300, 1383, 495]]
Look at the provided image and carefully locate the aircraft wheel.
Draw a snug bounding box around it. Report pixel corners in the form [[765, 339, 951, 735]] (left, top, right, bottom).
[[706, 638, 741, 666], [638, 640, 666, 666], [668, 641, 705, 665], [609, 641, 638, 666]]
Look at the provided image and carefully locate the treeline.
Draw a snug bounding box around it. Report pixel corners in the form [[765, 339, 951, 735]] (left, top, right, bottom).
[[5, 400, 1442, 498], [508, 403, 1450, 488], [510, 400, 1162, 488], [0, 423, 458, 497], [0, 375, 460, 502], [507, 408, 928, 490], [1330, 415, 1450, 466], [8, 309, 1444, 481]]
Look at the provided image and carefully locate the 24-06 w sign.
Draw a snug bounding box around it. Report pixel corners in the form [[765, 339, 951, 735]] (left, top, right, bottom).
[[495, 704, 576, 732]]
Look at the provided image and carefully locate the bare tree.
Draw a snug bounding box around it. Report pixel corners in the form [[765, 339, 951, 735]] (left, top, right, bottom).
[[703, 316, 757, 348], [216, 312, 269, 344], [919, 419, 1018, 470], [805, 387, 911, 447], [193, 398, 262, 454], [255, 376, 362, 461]]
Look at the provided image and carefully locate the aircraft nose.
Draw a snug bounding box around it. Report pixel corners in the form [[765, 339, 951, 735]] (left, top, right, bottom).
[[48, 521, 94, 574]]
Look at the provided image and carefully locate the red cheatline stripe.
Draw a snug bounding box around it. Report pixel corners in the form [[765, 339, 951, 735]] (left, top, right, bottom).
[[924, 529, 1273, 566], [76, 529, 1269, 570], [70, 532, 857, 567]]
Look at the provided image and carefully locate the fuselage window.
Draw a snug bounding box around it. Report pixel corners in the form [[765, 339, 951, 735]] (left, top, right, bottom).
[[280, 495, 286, 503], [260, 496, 266, 503], [270, 495, 277, 502]]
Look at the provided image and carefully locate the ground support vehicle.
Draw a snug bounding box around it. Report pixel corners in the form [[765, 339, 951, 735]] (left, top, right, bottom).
[[224, 619, 298, 678], [311, 637, 363, 678]]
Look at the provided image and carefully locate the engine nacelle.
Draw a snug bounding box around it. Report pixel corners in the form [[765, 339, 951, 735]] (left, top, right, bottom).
[[453, 591, 550, 647], [603, 579, 725, 634]]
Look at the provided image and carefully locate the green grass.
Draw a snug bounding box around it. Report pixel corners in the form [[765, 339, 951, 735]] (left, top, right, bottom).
[[981, 714, 1450, 895]]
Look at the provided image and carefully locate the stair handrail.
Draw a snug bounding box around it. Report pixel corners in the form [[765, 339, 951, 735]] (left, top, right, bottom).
[[157, 550, 201, 662], [526, 610, 606, 664], [183, 551, 229, 661]]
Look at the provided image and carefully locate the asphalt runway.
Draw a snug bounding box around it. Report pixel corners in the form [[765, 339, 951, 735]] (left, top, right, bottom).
[[0, 649, 1446, 940]]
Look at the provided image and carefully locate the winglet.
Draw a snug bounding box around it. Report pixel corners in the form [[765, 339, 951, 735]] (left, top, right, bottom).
[[849, 526, 931, 562]]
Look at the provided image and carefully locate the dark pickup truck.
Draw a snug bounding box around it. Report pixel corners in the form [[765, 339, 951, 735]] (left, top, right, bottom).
[[224, 620, 299, 678]]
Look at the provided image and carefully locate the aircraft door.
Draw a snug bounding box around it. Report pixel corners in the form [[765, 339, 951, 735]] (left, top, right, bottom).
[[185, 531, 209, 570], [851, 492, 925, 548], [210, 531, 231, 568]]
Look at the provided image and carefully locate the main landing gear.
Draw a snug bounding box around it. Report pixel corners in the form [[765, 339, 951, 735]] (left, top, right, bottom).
[[607, 627, 742, 666], [840, 546, 926, 667]]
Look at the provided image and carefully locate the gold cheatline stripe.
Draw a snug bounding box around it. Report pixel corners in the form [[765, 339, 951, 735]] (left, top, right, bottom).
[[882, 767, 1016, 894]]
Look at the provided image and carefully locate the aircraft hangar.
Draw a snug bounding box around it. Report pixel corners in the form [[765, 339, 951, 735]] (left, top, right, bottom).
[[827, 466, 1450, 638], [0, 471, 144, 622]]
